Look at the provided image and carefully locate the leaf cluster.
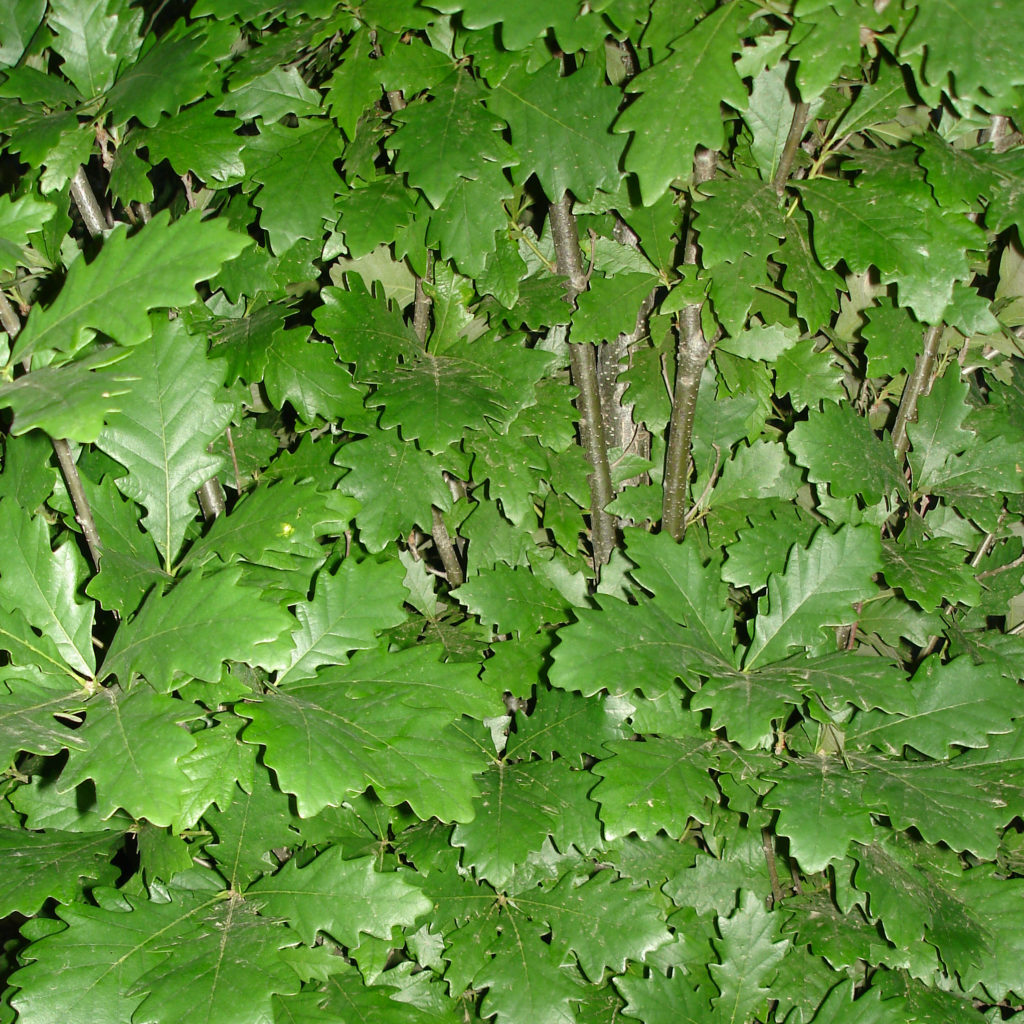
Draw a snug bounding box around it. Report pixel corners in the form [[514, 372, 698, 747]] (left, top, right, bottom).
[[2, 1, 1024, 1023]]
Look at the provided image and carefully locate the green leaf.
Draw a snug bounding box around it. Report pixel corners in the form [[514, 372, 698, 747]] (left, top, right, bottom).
[[710, 891, 789, 1024], [505, 686, 630, 765], [135, 100, 247, 186], [0, 347, 140, 444], [183, 475, 356, 588], [249, 120, 342, 253], [807, 979, 908, 1024], [105, 27, 215, 127], [250, 847, 430, 947], [172, 719, 257, 832], [773, 336, 845, 411], [336, 177, 419, 259], [693, 180, 787, 266], [371, 341, 557, 453], [900, 0, 1024, 111], [241, 647, 488, 821], [624, 530, 737, 663], [880, 537, 981, 611], [788, 0, 863, 103], [616, 3, 752, 204], [8, 881, 299, 1024], [334, 429, 466, 553], [9, 209, 252, 365], [58, 685, 200, 827], [204, 766, 302, 888], [0, 0, 46, 66], [550, 595, 727, 698], [764, 757, 874, 873], [0, 192, 56, 274], [0, 826, 122, 917], [0, 499, 95, 676], [591, 737, 719, 841], [316, 280, 422, 380], [851, 835, 990, 969], [277, 557, 409, 683], [390, 71, 512, 207], [319, 26, 382, 138], [262, 325, 366, 425], [95, 318, 233, 570], [102, 566, 295, 691], [473, 922, 580, 1024], [427, 167, 516, 278], [789, 401, 907, 504], [906, 365, 974, 492], [690, 665, 806, 751], [48, 0, 142, 98], [616, 969, 710, 1024], [775, 214, 843, 333], [82, 473, 167, 617], [745, 525, 882, 669], [861, 302, 922, 379], [846, 656, 1023, 758], [572, 271, 659, 343], [222, 66, 323, 123], [489, 58, 623, 202], [858, 753, 1010, 860], [743, 59, 797, 182], [526, 869, 673, 979], [455, 563, 571, 637], [425, 0, 580, 50], [0, 672, 89, 762], [452, 759, 602, 888], [798, 168, 984, 323], [959, 868, 1024, 1001]]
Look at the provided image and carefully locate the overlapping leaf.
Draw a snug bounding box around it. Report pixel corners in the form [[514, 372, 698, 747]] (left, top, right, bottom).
[[57, 685, 201, 827], [847, 656, 1024, 758], [242, 646, 488, 820], [390, 72, 512, 207], [745, 525, 882, 670], [0, 671, 89, 763], [371, 342, 557, 453], [276, 557, 409, 683], [95, 318, 234, 569], [489, 59, 623, 202], [452, 759, 602, 888], [590, 737, 719, 841], [103, 566, 294, 691], [798, 165, 984, 323], [8, 881, 299, 1024], [0, 826, 122, 917], [9, 210, 251, 365], [0, 498, 95, 677], [616, 2, 752, 204], [250, 847, 430, 947]]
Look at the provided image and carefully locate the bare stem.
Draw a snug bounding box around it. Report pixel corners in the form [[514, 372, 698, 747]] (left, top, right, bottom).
[[0, 289, 19, 338], [892, 323, 943, 465], [52, 440, 103, 570], [431, 506, 463, 586], [549, 194, 616, 571], [662, 306, 712, 540], [413, 250, 433, 345], [2, 291, 103, 572], [197, 477, 226, 520], [662, 149, 717, 540], [70, 166, 109, 236], [761, 827, 785, 907], [773, 101, 810, 196]]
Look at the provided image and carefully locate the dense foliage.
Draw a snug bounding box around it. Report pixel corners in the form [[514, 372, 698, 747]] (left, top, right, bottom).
[[1, 0, 1024, 1021]]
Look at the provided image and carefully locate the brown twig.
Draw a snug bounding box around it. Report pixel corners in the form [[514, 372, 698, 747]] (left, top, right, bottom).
[[549, 194, 616, 572]]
